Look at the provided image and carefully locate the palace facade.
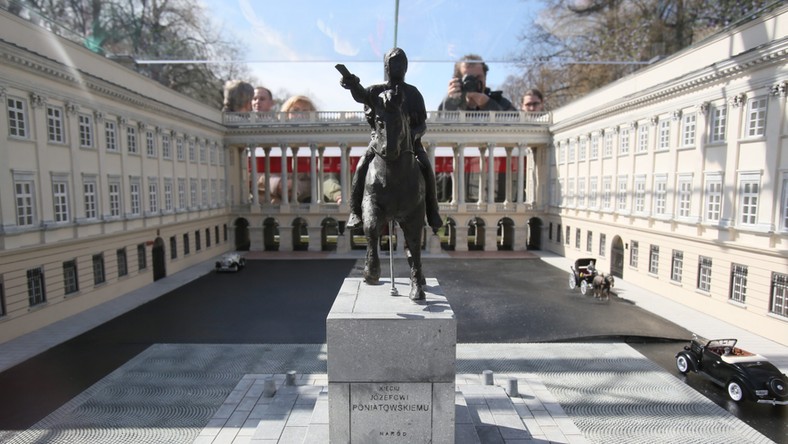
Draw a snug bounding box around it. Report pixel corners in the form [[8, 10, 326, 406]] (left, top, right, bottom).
[[0, 6, 786, 345]]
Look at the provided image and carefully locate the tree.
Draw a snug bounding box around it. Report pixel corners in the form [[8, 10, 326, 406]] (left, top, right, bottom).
[[505, 0, 777, 109], [14, 0, 253, 108]]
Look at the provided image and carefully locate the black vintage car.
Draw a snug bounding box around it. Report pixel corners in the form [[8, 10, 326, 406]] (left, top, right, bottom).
[[675, 336, 788, 405]]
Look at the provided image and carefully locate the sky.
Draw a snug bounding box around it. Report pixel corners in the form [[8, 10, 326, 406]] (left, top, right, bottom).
[[203, 0, 544, 111]]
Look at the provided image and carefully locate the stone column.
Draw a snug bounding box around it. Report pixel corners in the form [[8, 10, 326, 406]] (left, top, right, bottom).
[[517, 144, 525, 204], [263, 147, 272, 204], [251, 145, 259, 205], [487, 143, 496, 205], [308, 224, 322, 252], [291, 146, 300, 203], [280, 143, 289, 205], [310, 143, 318, 204], [454, 221, 469, 252], [504, 146, 513, 204], [317, 145, 325, 204], [340, 143, 350, 206], [477, 146, 486, 204], [457, 144, 465, 205]]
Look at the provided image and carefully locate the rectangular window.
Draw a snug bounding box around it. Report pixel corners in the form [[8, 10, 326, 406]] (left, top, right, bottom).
[[602, 176, 612, 210], [681, 113, 696, 147], [63, 260, 79, 295], [697, 256, 712, 292], [0, 280, 5, 317], [189, 140, 196, 162], [183, 233, 190, 255], [590, 134, 599, 159], [586, 231, 593, 253], [130, 180, 141, 216], [567, 178, 574, 207], [27, 267, 46, 306], [211, 179, 218, 206], [201, 179, 208, 207], [658, 119, 670, 150], [206, 227, 212, 247], [215, 226, 220, 244], [603, 131, 613, 157], [704, 175, 723, 222], [599, 234, 606, 257], [47, 106, 65, 143], [770, 272, 788, 318], [577, 178, 586, 207], [630, 241, 639, 268], [782, 178, 788, 231], [164, 179, 173, 212], [649, 245, 659, 275], [127, 126, 138, 154], [634, 177, 646, 213], [568, 141, 575, 163], [92, 253, 105, 285], [170, 236, 177, 259], [745, 97, 767, 137], [137, 243, 147, 270], [176, 138, 184, 161], [671, 250, 683, 283], [636, 124, 648, 153], [146, 130, 156, 157], [575, 228, 581, 249], [105, 120, 118, 151], [195, 230, 201, 251], [108, 181, 121, 217], [710, 105, 727, 143], [177, 178, 186, 210], [83, 180, 97, 220], [616, 175, 628, 211], [117, 248, 128, 277], [589, 177, 598, 208], [53, 181, 70, 223], [190, 178, 198, 208], [677, 176, 692, 218], [162, 134, 171, 159], [549, 222, 553, 241], [618, 127, 630, 155], [578, 137, 587, 161], [730, 263, 747, 303], [78, 114, 93, 148], [558, 143, 565, 165], [15, 181, 35, 227], [7, 97, 28, 138], [199, 141, 207, 163], [148, 178, 158, 213], [654, 176, 667, 216], [739, 175, 760, 225]]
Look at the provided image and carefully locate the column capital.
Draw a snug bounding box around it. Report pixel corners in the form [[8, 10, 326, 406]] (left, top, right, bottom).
[[730, 93, 746, 108], [770, 81, 787, 97], [119, 116, 128, 125], [94, 110, 104, 121], [671, 110, 682, 121], [0, 86, 6, 99], [698, 101, 710, 115], [65, 101, 79, 115], [650, 115, 659, 126]]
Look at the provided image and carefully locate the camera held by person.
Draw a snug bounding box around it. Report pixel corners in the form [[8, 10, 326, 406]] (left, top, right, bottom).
[[439, 54, 516, 111]]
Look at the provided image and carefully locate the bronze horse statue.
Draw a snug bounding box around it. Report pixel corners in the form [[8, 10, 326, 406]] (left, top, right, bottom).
[[361, 86, 426, 300], [592, 273, 615, 300]]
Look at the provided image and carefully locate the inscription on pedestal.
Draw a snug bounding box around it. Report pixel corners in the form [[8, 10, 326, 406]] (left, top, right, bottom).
[[350, 382, 431, 442]]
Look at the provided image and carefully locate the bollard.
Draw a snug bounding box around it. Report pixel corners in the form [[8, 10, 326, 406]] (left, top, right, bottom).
[[286, 370, 297, 386], [263, 377, 277, 397], [504, 377, 519, 397], [482, 370, 494, 385]]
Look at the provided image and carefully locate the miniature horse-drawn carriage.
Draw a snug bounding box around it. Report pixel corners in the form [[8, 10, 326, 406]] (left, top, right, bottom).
[[569, 257, 597, 296]]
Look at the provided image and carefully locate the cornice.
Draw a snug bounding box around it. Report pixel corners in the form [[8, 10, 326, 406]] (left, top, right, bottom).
[[552, 36, 788, 132], [0, 41, 224, 133]]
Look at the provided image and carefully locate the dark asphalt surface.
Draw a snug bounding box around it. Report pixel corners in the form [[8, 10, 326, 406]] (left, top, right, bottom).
[[0, 257, 784, 441]]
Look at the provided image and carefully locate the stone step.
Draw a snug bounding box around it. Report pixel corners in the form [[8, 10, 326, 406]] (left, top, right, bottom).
[[456, 384, 531, 443]]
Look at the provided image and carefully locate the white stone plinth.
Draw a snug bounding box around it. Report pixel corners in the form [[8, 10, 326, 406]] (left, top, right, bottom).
[[327, 277, 456, 443]]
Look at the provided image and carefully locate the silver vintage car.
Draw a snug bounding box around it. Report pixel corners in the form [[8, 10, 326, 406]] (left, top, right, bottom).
[[215, 252, 246, 272]]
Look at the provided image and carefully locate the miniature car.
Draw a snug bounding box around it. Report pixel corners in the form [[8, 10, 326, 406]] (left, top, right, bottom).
[[215, 252, 246, 272], [675, 336, 788, 405]]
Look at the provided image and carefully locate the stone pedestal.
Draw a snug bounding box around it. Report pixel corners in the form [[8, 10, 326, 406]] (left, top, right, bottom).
[[327, 277, 456, 443]]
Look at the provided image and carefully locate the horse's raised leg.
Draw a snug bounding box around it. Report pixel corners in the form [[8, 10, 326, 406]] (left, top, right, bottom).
[[364, 224, 381, 285]]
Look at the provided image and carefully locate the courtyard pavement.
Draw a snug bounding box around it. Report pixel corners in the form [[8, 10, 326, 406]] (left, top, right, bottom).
[[0, 250, 786, 444]]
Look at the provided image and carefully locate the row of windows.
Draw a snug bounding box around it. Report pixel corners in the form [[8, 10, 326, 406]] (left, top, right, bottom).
[[550, 175, 787, 231], [554, 96, 767, 164], [13, 176, 227, 228], [7, 97, 223, 165], [547, 223, 787, 319], [0, 225, 228, 314]]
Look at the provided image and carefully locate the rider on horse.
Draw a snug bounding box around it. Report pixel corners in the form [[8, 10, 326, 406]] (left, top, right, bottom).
[[339, 47, 443, 233]]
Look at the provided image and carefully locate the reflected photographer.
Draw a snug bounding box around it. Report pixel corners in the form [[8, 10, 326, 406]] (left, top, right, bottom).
[[439, 54, 516, 111]]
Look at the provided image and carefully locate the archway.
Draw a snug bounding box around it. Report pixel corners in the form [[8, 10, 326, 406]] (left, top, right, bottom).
[[152, 237, 166, 281], [263, 218, 279, 251], [527, 217, 542, 250], [321, 217, 339, 251], [292, 217, 309, 251], [611, 236, 624, 278], [440, 217, 457, 251], [468, 217, 485, 251], [234, 218, 250, 251], [497, 217, 515, 251]]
